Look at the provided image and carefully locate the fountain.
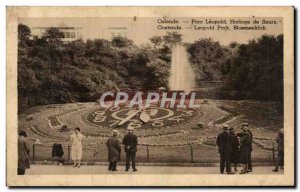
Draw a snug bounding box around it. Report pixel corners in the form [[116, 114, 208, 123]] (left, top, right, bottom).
[[169, 43, 196, 92]]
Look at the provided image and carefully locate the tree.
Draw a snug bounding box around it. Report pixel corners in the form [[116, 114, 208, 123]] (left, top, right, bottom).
[[111, 36, 134, 48], [229, 41, 238, 48], [163, 32, 182, 44], [43, 27, 65, 45], [18, 24, 31, 47], [226, 34, 283, 102], [17, 23, 283, 112], [150, 36, 163, 48], [187, 38, 230, 82]]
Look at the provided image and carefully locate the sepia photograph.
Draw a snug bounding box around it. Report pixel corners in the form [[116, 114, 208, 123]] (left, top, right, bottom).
[[6, 6, 294, 186]]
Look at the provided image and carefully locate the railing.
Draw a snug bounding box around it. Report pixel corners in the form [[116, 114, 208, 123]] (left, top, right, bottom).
[[30, 142, 277, 164]]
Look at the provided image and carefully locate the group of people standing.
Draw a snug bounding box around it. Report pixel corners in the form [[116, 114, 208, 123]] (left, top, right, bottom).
[[216, 123, 284, 175], [17, 126, 139, 174], [18, 123, 283, 175], [69, 126, 138, 172], [106, 127, 138, 172], [216, 123, 253, 174]]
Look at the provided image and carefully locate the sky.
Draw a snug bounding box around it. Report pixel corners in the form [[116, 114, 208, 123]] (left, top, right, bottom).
[[19, 17, 283, 46]]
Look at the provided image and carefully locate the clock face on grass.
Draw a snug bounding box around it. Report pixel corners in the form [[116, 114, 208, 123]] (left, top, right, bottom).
[[85, 107, 198, 129]]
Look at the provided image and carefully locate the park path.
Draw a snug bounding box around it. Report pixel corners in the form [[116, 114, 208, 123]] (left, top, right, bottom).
[[26, 165, 283, 175]]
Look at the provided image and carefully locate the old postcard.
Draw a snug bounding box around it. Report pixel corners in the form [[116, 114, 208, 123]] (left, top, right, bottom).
[[6, 6, 294, 186]]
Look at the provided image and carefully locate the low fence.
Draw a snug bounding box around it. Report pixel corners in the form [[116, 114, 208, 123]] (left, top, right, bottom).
[[30, 142, 277, 164]]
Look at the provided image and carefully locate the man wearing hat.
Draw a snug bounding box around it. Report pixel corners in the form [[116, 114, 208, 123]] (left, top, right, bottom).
[[242, 123, 253, 172], [229, 128, 240, 172], [122, 127, 138, 172], [216, 125, 234, 174], [237, 124, 252, 174], [273, 128, 284, 172], [18, 130, 30, 175], [106, 130, 121, 171]]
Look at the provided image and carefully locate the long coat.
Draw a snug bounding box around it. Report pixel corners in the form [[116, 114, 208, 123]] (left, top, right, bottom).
[[276, 129, 284, 166], [247, 130, 253, 152], [52, 143, 64, 157], [18, 136, 30, 169], [276, 131, 284, 151], [238, 132, 251, 164], [122, 132, 138, 153], [106, 136, 121, 162], [70, 133, 83, 160], [216, 131, 232, 155], [229, 132, 240, 163]]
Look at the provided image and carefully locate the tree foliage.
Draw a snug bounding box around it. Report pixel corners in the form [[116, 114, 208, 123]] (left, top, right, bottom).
[[225, 35, 283, 102], [17, 24, 170, 112], [187, 38, 231, 82], [17, 23, 283, 112]]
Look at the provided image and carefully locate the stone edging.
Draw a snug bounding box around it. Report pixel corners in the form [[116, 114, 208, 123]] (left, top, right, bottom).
[[31, 161, 276, 167]]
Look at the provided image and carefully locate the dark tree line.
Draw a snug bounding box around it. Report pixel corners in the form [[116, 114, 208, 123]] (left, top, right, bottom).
[[186, 34, 283, 103], [220, 35, 283, 102], [18, 24, 171, 112], [18, 23, 283, 112]]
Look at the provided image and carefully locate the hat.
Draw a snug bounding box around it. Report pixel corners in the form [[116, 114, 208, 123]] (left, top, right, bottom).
[[222, 124, 229, 130], [229, 128, 234, 132], [242, 123, 249, 126], [112, 130, 119, 135], [35, 139, 41, 145], [75, 127, 81, 132], [19, 130, 27, 137], [158, 87, 166, 91], [279, 128, 284, 134]]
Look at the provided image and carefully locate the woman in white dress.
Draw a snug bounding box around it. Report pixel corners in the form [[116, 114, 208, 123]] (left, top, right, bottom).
[[70, 127, 84, 168]]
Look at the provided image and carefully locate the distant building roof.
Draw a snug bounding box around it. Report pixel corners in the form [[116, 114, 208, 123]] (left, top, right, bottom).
[[32, 26, 82, 30]]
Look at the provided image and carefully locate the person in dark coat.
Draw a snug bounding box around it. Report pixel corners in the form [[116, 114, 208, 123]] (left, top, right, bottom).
[[52, 143, 64, 158], [237, 127, 251, 174], [106, 130, 121, 171], [122, 127, 138, 172], [243, 123, 253, 172], [52, 143, 65, 164], [273, 128, 284, 172], [216, 125, 234, 174], [229, 128, 240, 172], [18, 131, 30, 175]]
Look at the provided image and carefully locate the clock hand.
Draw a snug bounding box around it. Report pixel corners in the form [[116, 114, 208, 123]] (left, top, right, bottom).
[[117, 108, 143, 126], [125, 109, 135, 116], [140, 109, 150, 123], [149, 108, 158, 116]]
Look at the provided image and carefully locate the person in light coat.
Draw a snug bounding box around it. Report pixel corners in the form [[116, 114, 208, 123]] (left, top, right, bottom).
[[70, 127, 84, 168]]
